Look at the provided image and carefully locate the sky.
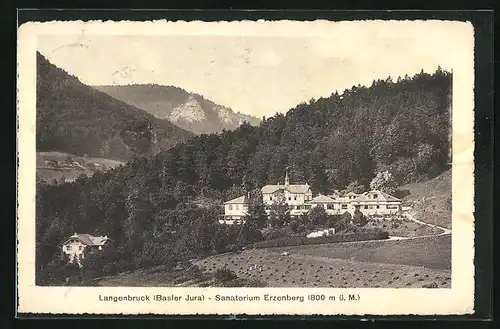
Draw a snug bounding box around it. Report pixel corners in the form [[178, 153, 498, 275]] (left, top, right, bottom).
[[36, 20, 471, 118]]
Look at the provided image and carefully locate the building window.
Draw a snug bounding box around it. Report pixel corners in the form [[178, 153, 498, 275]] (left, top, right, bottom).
[[288, 196, 291, 201], [373, 194, 378, 199], [364, 205, 368, 209], [376, 205, 380, 209], [341, 204, 348, 209], [327, 204, 334, 209], [66, 245, 72, 251], [228, 205, 233, 210], [270, 196, 273, 201], [79, 246, 83, 251], [294, 196, 297, 201], [236, 205, 239, 210]]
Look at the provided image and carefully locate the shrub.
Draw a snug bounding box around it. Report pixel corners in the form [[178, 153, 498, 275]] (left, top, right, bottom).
[[184, 265, 204, 281], [214, 267, 237, 282], [289, 220, 299, 233], [352, 208, 368, 227], [250, 229, 389, 249]]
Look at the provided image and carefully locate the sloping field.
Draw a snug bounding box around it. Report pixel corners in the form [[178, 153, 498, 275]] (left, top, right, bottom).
[[402, 169, 452, 229], [274, 234, 451, 270], [96, 264, 265, 287], [195, 243, 451, 288], [95, 235, 451, 288]]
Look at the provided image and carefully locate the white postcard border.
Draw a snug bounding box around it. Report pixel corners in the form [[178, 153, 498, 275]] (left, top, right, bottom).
[[17, 19, 475, 315]]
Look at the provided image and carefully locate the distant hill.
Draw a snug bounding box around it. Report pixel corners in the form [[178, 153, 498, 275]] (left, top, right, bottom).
[[94, 84, 261, 135], [36, 53, 193, 161]]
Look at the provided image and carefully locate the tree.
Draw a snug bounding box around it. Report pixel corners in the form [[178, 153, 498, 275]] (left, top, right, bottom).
[[352, 208, 368, 227], [246, 189, 267, 228], [342, 180, 365, 194], [308, 206, 328, 227], [38, 252, 71, 285], [340, 211, 353, 226], [236, 221, 262, 246], [212, 225, 230, 254], [81, 244, 122, 279], [327, 214, 348, 231], [369, 171, 398, 195], [268, 193, 290, 228]]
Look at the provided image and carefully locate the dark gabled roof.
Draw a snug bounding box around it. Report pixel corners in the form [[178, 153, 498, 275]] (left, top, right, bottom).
[[352, 190, 401, 202], [61, 234, 110, 247], [378, 190, 401, 201]]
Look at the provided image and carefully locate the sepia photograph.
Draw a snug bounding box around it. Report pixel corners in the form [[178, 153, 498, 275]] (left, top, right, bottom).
[[17, 18, 475, 315]]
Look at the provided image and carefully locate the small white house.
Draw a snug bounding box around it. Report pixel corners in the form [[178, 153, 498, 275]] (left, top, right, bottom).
[[222, 195, 249, 222], [60, 233, 111, 265]]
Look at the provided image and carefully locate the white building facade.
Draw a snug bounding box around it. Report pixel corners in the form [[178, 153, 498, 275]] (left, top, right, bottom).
[[222, 172, 402, 222], [221, 195, 249, 224]]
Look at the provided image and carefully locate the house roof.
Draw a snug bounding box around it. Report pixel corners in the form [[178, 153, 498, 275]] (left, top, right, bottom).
[[346, 192, 360, 196], [310, 195, 337, 203], [378, 190, 401, 201], [224, 195, 248, 204], [61, 233, 110, 246], [352, 190, 401, 202], [261, 184, 310, 194]]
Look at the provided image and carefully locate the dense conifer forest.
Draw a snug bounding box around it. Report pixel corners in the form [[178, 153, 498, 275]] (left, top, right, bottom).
[[36, 53, 193, 161], [36, 67, 452, 284]]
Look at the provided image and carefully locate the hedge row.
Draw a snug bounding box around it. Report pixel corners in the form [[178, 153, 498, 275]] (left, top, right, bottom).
[[250, 229, 389, 249]]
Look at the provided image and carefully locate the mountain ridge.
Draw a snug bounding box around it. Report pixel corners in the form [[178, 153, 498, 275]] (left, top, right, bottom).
[[36, 53, 194, 161], [94, 84, 261, 135]]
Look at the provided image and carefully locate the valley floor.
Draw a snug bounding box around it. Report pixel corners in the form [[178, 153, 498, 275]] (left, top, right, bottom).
[[36, 151, 124, 183]]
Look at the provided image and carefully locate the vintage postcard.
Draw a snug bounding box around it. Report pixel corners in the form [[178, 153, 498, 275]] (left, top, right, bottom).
[[17, 19, 474, 316]]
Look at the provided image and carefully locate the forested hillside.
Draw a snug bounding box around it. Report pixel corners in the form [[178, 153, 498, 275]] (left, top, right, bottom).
[[36, 68, 452, 284], [94, 84, 261, 135], [36, 53, 193, 161]]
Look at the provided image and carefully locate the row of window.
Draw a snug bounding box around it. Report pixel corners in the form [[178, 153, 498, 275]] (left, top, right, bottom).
[[65, 245, 84, 251], [360, 205, 399, 210], [227, 205, 248, 211], [268, 195, 313, 201], [228, 203, 399, 211]]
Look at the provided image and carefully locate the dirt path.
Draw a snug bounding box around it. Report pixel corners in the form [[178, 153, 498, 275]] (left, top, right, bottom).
[[402, 212, 452, 235]]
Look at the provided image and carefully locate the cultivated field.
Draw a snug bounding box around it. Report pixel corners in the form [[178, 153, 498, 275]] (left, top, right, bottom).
[[194, 235, 451, 288], [95, 234, 451, 288]]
